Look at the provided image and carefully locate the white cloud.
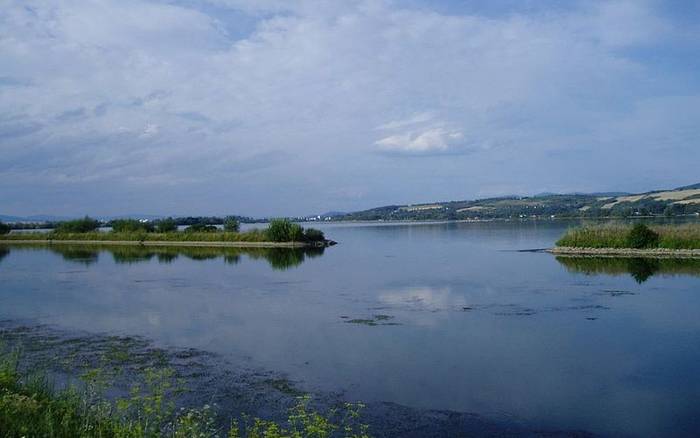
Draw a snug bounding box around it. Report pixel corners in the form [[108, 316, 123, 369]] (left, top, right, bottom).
[[0, 0, 698, 215], [376, 127, 464, 153]]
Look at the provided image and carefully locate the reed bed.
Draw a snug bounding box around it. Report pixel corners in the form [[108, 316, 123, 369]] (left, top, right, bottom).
[[556, 223, 700, 249]]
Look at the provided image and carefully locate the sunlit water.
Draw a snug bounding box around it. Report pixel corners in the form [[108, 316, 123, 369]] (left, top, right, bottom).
[[1, 220, 700, 437]]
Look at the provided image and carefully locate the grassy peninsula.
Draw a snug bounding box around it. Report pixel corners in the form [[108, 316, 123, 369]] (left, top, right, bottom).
[[552, 223, 700, 257], [0, 217, 333, 248]]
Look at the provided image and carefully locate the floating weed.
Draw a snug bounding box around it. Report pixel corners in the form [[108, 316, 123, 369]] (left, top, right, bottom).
[[262, 378, 306, 396], [344, 314, 400, 326]]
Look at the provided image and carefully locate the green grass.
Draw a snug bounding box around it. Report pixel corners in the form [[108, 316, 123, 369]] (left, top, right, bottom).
[[556, 223, 700, 249], [0, 347, 370, 438], [0, 230, 271, 242]]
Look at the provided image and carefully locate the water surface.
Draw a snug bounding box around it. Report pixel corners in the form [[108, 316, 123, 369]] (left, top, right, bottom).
[[1, 220, 699, 437]]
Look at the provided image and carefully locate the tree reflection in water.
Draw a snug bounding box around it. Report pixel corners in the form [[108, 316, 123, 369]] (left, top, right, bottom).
[[1, 244, 325, 271], [556, 256, 700, 284]]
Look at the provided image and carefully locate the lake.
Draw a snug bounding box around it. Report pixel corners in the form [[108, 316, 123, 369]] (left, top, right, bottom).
[[1, 220, 699, 437]]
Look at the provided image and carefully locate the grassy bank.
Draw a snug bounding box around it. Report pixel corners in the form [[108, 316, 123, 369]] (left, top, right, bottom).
[[0, 346, 369, 438], [1, 230, 269, 242], [556, 223, 700, 250], [0, 218, 330, 247]]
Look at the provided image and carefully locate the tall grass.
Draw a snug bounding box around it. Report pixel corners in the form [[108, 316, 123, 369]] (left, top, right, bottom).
[[0, 347, 370, 438], [1, 226, 326, 244], [556, 223, 700, 249], [1, 230, 271, 242]]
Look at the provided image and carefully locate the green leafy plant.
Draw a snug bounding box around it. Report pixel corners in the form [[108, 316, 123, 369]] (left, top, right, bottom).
[[266, 219, 304, 242]]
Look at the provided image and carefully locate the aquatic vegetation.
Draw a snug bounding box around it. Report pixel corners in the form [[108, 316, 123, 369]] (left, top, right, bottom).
[[344, 315, 399, 326], [0, 344, 371, 438], [556, 223, 700, 249]]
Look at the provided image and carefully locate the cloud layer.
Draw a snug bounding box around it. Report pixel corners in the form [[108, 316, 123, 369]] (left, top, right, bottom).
[[1, 0, 699, 216]]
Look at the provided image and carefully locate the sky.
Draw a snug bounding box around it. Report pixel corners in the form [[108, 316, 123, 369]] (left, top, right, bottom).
[[1, 0, 699, 217]]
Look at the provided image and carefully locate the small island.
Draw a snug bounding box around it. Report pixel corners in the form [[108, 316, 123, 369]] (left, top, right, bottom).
[[550, 223, 700, 258], [0, 217, 336, 248]]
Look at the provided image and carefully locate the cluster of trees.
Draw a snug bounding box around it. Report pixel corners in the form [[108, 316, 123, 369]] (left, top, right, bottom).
[[0, 221, 11, 235], [108, 217, 241, 234], [55, 216, 101, 233]]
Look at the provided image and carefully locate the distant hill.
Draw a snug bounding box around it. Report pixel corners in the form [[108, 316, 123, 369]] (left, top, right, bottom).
[[676, 183, 700, 191], [335, 184, 700, 221]]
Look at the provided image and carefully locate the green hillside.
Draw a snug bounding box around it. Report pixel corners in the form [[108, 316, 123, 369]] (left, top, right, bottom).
[[336, 184, 700, 221]]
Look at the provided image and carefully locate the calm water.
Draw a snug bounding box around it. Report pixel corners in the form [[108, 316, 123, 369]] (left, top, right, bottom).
[[1, 221, 700, 437]]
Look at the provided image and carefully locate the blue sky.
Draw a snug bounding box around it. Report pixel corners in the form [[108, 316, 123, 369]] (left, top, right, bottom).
[[1, 0, 699, 217]]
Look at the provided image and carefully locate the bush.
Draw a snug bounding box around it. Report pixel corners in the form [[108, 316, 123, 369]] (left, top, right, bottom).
[[304, 228, 325, 242], [184, 224, 218, 233], [111, 219, 154, 233], [56, 216, 100, 233], [266, 219, 305, 242], [223, 216, 240, 232], [0, 221, 10, 235], [155, 218, 177, 233], [626, 223, 659, 249]]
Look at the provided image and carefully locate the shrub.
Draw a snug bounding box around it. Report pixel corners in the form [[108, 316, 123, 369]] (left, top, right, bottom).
[[266, 219, 305, 242], [0, 221, 10, 235], [184, 223, 218, 233], [155, 218, 177, 233], [223, 216, 240, 232], [304, 228, 325, 242], [626, 223, 659, 249], [56, 216, 100, 233], [111, 219, 154, 233]]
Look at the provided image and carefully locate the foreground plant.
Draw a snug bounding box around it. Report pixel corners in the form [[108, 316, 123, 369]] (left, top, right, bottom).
[[0, 347, 370, 438]]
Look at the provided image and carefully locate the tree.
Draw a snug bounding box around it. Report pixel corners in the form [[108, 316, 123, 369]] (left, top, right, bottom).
[[223, 216, 240, 232], [111, 219, 154, 233], [0, 221, 10, 235], [155, 218, 177, 233], [627, 223, 659, 249], [55, 216, 100, 233]]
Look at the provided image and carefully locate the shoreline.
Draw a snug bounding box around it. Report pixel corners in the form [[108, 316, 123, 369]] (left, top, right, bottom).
[[0, 239, 333, 248], [548, 246, 700, 258]]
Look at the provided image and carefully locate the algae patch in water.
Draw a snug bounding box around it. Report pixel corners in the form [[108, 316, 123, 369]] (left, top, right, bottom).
[[344, 314, 401, 326]]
